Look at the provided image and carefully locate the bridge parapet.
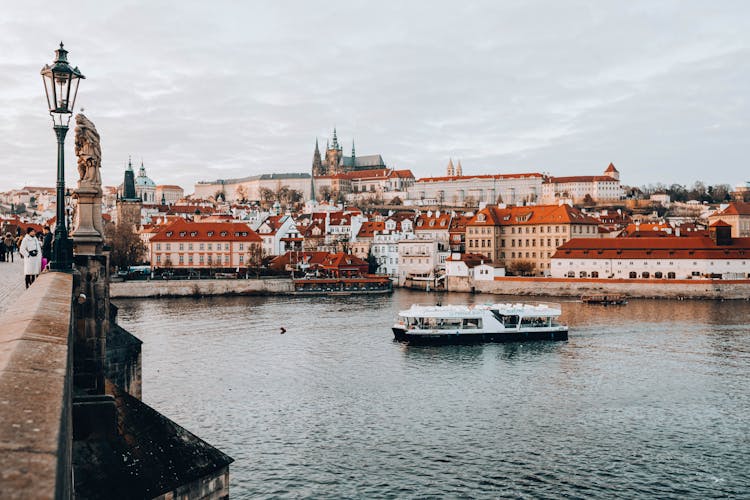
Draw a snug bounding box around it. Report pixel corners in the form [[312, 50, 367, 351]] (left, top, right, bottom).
[[0, 272, 73, 499]]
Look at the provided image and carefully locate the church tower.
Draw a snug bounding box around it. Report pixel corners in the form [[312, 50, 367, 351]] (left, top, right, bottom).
[[312, 138, 324, 176], [116, 157, 143, 227], [325, 128, 344, 174], [447, 158, 454, 176], [456, 160, 463, 176]]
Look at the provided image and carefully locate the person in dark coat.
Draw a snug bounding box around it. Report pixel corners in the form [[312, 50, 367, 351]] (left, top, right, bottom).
[[41, 226, 53, 271]]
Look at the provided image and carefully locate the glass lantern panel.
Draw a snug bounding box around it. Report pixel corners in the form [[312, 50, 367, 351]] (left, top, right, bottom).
[[42, 74, 57, 112], [54, 72, 71, 111]]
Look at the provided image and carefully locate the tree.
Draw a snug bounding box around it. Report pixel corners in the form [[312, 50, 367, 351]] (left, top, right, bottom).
[[508, 260, 535, 276], [582, 194, 596, 206], [366, 249, 378, 274], [235, 185, 248, 203], [104, 221, 146, 270], [389, 196, 403, 206], [247, 242, 264, 278], [259, 187, 275, 208], [318, 186, 332, 202], [464, 196, 477, 208]]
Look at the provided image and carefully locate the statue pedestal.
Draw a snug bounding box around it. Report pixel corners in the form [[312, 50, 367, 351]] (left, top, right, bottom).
[[73, 183, 103, 255]]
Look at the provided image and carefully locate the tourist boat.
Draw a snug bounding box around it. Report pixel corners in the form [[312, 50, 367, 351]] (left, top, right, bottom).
[[392, 303, 568, 345], [581, 294, 627, 305], [292, 276, 393, 295]]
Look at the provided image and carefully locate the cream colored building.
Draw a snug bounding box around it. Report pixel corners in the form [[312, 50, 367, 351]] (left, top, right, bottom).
[[194, 173, 312, 203], [708, 202, 750, 237], [541, 163, 623, 204], [466, 204, 600, 275]]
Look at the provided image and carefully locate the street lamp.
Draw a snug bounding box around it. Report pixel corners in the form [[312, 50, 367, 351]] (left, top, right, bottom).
[[41, 42, 85, 271]]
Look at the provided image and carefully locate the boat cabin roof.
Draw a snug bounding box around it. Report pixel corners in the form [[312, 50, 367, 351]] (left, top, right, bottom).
[[399, 303, 561, 318]]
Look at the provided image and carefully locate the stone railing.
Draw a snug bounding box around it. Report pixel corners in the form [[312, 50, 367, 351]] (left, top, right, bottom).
[[0, 272, 73, 499]]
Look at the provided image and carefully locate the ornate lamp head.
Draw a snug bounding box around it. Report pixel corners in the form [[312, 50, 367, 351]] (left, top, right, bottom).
[[41, 42, 85, 127]]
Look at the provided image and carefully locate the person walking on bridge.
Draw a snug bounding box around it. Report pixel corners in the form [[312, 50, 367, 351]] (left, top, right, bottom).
[[19, 227, 42, 288], [3, 233, 13, 262]]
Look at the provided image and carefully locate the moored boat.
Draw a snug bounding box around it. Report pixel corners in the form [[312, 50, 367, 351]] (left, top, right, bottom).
[[392, 303, 568, 345], [581, 294, 627, 305], [293, 275, 393, 295]]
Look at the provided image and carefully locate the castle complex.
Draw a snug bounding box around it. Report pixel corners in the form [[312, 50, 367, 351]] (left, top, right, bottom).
[[312, 128, 387, 176]]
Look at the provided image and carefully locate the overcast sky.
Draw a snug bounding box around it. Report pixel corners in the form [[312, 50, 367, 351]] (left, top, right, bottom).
[[1, 0, 748, 193]]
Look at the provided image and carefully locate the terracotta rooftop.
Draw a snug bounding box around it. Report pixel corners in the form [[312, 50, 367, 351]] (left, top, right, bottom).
[[150, 219, 261, 242]]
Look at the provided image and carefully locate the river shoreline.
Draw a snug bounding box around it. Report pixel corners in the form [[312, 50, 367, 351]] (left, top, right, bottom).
[[110, 277, 750, 300]]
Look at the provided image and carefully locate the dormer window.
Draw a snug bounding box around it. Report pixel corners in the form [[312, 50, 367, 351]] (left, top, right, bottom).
[[166, 231, 173, 237], [429, 220, 435, 227], [190, 231, 197, 237], [220, 231, 228, 237], [477, 214, 486, 222]]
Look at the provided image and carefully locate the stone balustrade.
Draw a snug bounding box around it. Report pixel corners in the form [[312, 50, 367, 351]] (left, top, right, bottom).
[[0, 272, 73, 499]]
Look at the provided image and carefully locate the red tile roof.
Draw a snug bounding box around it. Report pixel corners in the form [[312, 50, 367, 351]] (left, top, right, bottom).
[[714, 202, 750, 216], [468, 204, 599, 227], [604, 163, 619, 173], [553, 236, 750, 260], [357, 221, 386, 238], [416, 173, 544, 183], [150, 219, 261, 242], [415, 212, 451, 230], [546, 175, 617, 184], [710, 219, 732, 227]]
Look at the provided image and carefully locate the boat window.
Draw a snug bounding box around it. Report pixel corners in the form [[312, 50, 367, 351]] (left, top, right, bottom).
[[462, 318, 482, 329]]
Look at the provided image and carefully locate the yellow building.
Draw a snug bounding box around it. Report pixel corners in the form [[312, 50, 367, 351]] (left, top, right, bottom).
[[466, 204, 600, 275]]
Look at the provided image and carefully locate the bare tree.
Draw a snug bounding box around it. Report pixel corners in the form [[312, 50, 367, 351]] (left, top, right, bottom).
[[235, 185, 249, 203], [508, 260, 535, 276], [259, 187, 275, 208], [104, 221, 146, 270]]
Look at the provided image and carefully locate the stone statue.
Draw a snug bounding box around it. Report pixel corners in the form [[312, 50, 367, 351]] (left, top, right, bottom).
[[74, 113, 102, 186], [73, 113, 104, 252]]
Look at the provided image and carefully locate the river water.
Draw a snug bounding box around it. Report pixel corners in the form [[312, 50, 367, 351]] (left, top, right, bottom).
[[115, 290, 750, 499]]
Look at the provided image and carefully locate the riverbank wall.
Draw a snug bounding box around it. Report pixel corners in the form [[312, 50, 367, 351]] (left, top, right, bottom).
[[111, 278, 294, 298], [447, 276, 750, 300], [111, 276, 750, 300]]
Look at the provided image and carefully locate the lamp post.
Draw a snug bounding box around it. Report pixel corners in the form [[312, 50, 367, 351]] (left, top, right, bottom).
[[41, 42, 85, 271]]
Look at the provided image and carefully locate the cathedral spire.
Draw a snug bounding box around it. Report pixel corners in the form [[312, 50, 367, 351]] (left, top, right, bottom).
[[456, 160, 463, 176], [127, 155, 133, 171], [447, 158, 454, 176], [312, 138, 323, 175], [351, 140, 356, 159], [332, 127, 341, 150]]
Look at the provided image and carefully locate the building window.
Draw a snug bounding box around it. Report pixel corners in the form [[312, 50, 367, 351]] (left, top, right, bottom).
[[642, 272, 650, 279], [239, 243, 244, 251], [591, 271, 599, 278], [156, 255, 161, 264], [179, 243, 184, 251], [655, 271, 663, 279], [579, 271, 587, 278], [166, 243, 171, 251], [188, 243, 193, 250], [629, 271, 637, 278], [179, 255, 184, 264], [156, 243, 161, 251], [668, 272, 676, 279], [208, 243, 213, 250], [200, 243, 205, 250]]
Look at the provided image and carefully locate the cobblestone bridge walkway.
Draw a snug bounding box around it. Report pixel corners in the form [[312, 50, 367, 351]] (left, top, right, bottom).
[[0, 256, 30, 315]]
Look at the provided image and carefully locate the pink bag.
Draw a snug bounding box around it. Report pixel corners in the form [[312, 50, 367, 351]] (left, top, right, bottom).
[[41, 257, 48, 270]]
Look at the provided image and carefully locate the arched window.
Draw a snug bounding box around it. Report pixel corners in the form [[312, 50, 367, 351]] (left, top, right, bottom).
[[629, 271, 637, 278], [642, 272, 650, 279], [667, 272, 676, 279], [654, 271, 663, 279]]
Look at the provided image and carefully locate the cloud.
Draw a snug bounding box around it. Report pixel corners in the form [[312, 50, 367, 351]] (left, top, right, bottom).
[[0, 0, 748, 193]]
